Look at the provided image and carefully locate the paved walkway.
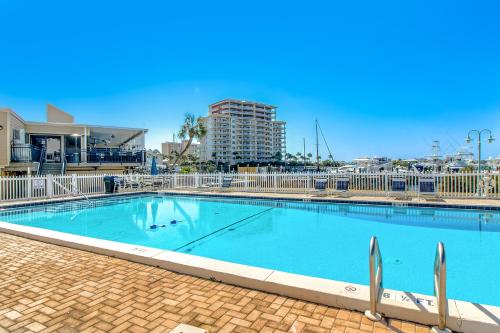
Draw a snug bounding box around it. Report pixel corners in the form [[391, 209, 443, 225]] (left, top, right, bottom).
[[0, 234, 433, 333]]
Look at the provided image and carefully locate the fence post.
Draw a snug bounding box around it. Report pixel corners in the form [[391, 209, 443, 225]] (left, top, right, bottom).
[[244, 173, 248, 191], [173, 173, 177, 188], [384, 173, 389, 193], [274, 173, 278, 192], [195, 173, 200, 188], [27, 174, 32, 199], [71, 174, 78, 195], [46, 174, 53, 198]]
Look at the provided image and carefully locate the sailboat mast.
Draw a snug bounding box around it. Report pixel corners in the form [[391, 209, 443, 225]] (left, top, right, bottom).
[[316, 119, 320, 171], [303, 138, 306, 166]]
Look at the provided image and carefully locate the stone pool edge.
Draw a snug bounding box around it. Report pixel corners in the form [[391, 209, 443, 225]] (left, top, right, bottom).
[[0, 221, 498, 333]]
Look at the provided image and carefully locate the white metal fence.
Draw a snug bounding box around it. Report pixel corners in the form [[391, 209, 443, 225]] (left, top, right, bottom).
[[0, 172, 499, 202]]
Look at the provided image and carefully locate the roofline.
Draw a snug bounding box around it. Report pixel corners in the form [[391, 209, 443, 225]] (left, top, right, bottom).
[[2, 108, 147, 133], [0, 108, 26, 124], [209, 99, 278, 109], [25, 121, 148, 132]]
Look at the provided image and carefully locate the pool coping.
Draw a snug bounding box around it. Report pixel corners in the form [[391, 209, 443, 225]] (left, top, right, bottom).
[[1, 193, 499, 332], [158, 190, 500, 211]]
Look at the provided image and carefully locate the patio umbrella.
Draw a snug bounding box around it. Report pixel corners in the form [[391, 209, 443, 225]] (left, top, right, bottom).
[[151, 156, 158, 175]]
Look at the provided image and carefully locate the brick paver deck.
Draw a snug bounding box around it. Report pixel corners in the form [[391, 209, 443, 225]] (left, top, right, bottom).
[[0, 233, 433, 333]]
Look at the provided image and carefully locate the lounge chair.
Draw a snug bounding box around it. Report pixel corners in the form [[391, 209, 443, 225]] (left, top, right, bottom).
[[218, 176, 233, 191], [418, 176, 440, 201], [141, 175, 154, 189], [196, 181, 218, 191], [195, 176, 234, 192], [141, 175, 164, 190], [311, 178, 329, 197], [113, 176, 125, 192], [332, 177, 350, 197], [124, 174, 142, 190], [152, 176, 165, 189], [388, 177, 408, 200]]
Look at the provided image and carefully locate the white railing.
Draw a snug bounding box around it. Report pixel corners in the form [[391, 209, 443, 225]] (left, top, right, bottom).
[[0, 172, 499, 202]]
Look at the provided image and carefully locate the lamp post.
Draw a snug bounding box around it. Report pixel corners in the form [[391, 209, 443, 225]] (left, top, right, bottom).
[[466, 129, 495, 172]]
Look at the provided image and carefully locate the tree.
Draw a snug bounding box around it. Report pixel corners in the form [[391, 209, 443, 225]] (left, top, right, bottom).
[[296, 152, 303, 164], [173, 113, 207, 166], [393, 159, 410, 170], [167, 151, 180, 165]]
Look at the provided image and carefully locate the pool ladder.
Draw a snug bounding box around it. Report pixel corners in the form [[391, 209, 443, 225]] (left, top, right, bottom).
[[365, 236, 451, 333], [364, 236, 383, 321]]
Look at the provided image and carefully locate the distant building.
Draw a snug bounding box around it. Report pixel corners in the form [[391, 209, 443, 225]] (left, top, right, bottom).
[[199, 99, 286, 165], [487, 157, 500, 171], [353, 157, 393, 172], [161, 140, 199, 157]]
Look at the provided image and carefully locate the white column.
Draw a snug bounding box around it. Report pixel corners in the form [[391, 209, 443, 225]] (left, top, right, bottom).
[[82, 127, 88, 163]]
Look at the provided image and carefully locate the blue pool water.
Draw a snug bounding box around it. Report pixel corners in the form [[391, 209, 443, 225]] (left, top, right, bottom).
[[1, 195, 499, 306]]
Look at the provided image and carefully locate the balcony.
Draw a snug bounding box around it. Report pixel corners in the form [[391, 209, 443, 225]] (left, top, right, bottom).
[[10, 144, 42, 163], [72, 148, 146, 164]]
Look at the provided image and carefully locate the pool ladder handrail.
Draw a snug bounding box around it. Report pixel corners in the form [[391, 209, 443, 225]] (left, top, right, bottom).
[[364, 236, 383, 321], [432, 242, 451, 333], [52, 177, 93, 205]]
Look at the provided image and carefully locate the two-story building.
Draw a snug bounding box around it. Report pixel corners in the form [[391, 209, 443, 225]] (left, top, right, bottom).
[[0, 104, 147, 176]]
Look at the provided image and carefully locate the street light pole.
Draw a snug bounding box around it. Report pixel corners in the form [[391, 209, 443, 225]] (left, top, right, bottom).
[[466, 129, 495, 172]]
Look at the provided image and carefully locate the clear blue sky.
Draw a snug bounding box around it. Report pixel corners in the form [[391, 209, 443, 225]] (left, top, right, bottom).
[[1, 0, 499, 160]]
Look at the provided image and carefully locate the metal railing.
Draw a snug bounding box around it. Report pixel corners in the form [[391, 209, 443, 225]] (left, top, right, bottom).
[[36, 146, 46, 176], [433, 242, 450, 332], [365, 236, 383, 321], [81, 148, 145, 164], [10, 144, 42, 163]]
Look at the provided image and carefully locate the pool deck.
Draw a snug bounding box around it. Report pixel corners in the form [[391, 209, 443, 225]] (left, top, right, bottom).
[[1, 189, 500, 210], [0, 233, 433, 333], [2, 190, 500, 332]]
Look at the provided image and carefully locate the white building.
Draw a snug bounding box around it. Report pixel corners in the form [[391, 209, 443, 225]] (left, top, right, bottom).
[[199, 99, 286, 165]]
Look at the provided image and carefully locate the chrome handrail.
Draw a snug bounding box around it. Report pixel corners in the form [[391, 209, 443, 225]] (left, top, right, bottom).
[[52, 177, 92, 204], [433, 242, 450, 332], [36, 146, 46, 176], [62, 156, 67, 175], [365, 236, 383, 321]]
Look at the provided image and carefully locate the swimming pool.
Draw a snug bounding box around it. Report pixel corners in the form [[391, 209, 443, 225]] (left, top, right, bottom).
[[1, 194, 499, 307]]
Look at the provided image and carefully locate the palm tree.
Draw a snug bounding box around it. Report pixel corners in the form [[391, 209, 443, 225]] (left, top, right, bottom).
[[173, 113, 207, 166], [168, 151, 180, 164], [274, 151, 283, 164]]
